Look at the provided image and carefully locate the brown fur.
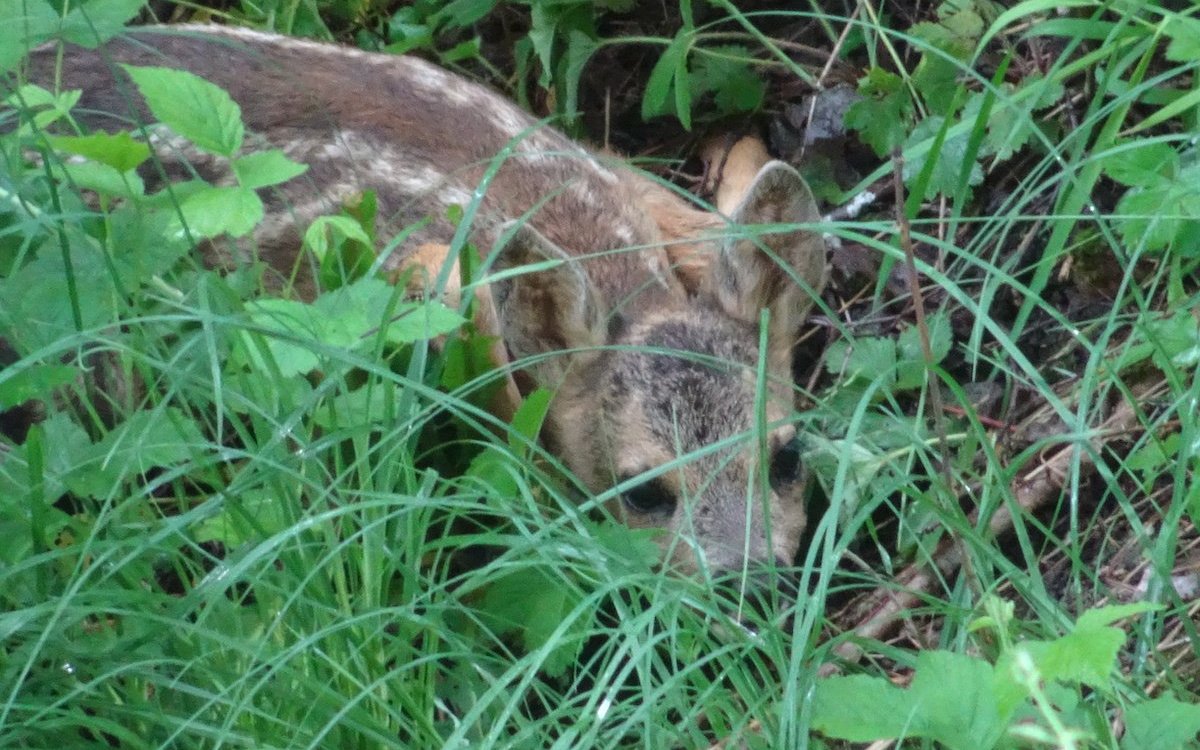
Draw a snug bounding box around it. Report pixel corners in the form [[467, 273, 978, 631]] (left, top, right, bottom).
[[15, 26, 827, 576]]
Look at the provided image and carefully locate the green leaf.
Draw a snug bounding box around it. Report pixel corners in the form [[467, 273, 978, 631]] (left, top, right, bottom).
[[59, 161, 145, 199], [193, 490, 292, 547], [690, 46, 764, 114], [910, 651, 1007, 749], [480, 566, 587, 678], [232, 149, 309, 190], [66, 408, 205, 499], [1116, 165, 1200, 253], [1121, 694, 1200, 750], [846, 67, 913, 156], [304, 215, 375, 263], [642, 31, 688, 123], [912, 52, 962, 117], [1101, 140, 1179, 188], [169, 186, 263, 239], [58, 0, 146, 49], [236, 278, 464, 377], [904, 115, 984, 198], [508, 387, 551, 451], [0, 364, 79, 409], [122, 65, 245, 157], [46, 132, 151, 172], [811, 674, 917, 742], [561, 29, 598, 119], [826, 336, 897, 388], [896, 311, 952, 389], [0, 0, 59, 73], [1165, 17, 1200, 63], [6, 85, 83, 133]]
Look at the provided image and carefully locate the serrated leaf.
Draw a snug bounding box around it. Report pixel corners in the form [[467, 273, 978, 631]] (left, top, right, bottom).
[[826, 336, 897, 387], [690, 46, 764, 114], [169, 186, 263, 239], [58, 0, 146, 48], [47, 132, 151, 172], [846, 68, 913, 156], [122, 65, 244, 157], [904, 115, 984, 199], [811, 674, 917, 741], [1100, 140, 1179, 188], [912, 53, 962, 117], [1122, 694, 1200, 750], [232, 149, 308, 190], [1116, 166, 1200, 253]]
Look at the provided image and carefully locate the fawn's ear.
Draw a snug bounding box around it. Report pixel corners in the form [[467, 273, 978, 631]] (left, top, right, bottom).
[[491, 222, 607, 387], [707, 161, 826, 376]]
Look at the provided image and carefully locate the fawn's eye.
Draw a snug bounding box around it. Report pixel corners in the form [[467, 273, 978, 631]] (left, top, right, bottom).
[[769, 437, 803, 491], [619, 477, 676, 515]]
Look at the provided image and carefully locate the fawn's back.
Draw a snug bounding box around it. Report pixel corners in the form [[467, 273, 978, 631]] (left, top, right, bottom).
[[18, 26, 827, 580]]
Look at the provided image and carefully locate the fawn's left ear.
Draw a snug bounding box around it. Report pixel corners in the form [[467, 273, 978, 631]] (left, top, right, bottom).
[[490, 221, 608, 388], [707, 161, 826, 376]]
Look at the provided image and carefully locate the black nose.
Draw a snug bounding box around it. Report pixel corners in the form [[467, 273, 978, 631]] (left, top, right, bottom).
[[712, 562, 799, 627]]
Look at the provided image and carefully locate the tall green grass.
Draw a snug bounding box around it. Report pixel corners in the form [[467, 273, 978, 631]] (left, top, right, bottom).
[[2, 1, 1198, 748]]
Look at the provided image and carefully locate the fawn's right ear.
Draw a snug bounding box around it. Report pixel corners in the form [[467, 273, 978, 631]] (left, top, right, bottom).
[[490, 222, 607, 387], [707, 161, 826, 377]]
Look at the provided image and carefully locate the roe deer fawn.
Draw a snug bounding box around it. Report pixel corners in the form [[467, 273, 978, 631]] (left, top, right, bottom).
[[16, 26, 826, 580]]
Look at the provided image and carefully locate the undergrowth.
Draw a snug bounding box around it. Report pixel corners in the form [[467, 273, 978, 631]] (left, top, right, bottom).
[[1, 1, 1198, 748]]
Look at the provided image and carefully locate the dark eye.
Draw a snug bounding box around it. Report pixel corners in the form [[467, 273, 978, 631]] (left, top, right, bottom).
[[619, 477, 676, 515], [769, 438, 803, 490]]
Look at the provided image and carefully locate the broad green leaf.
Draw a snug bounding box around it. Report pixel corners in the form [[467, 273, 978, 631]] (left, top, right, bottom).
[[170, 186, 263, 239], [232, 149, 308, 190], [66, 408, 206, 498], [193, 490, 293, 547], [1165, 17, 1200, 63], [1121, 694, 1200, 750], [122, 65, 244, 157], [910, 651, 1007, 749], [59, 161, 145, 199], [0, 0, 58, 73], [379, 300, 465, 345], [58, 0, 146, 48], [0, 364, 79, 408], [811, 674, 918, 742], [480, 566, 587, 678], [47, 132, 151, 172]]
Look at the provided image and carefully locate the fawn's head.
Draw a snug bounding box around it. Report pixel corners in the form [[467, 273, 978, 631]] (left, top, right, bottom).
[[490, 162, 825, 577]]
